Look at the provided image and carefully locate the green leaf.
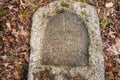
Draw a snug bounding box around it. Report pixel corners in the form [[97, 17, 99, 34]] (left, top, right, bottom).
[[0, 9, 5, 17], [101, 16, 109, 29], [6, 52, 14, 58], [21, 9, 32, 18]]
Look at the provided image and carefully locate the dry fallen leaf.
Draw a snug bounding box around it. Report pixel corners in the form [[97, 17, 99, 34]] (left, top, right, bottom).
[[118, 70, 120, 77], [115, 58, 120, 64], [6, 22, 11, 30], [1, 55, 7, 60], [105, 2, 114, 8], [107, 38, 120, 55], [20, 30, 28, 37]]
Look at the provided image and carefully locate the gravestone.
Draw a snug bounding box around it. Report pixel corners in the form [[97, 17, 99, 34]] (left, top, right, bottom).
[[28, 0, 105, 80]]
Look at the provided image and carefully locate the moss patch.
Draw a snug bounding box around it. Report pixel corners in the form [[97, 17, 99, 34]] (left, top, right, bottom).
[[80, 11, 86, 15], [39, 68, 55, 80], [60, 1, 69, 8]]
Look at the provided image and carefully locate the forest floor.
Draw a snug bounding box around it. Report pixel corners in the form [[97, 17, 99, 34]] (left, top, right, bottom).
[[0, 0, 120, 80]]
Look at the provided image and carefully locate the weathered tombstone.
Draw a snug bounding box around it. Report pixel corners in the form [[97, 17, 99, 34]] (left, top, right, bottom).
[[28, 0, 105, 80]]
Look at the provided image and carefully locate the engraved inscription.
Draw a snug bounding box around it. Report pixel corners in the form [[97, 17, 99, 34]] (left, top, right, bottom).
[[41, 11, 89, 66]]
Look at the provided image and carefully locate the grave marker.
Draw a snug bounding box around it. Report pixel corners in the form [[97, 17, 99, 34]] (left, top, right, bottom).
[[28, 0, 105, 80]]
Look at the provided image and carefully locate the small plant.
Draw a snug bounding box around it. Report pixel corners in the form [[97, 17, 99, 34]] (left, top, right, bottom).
[[21, 9, 32, 18], [60, 1, 69, 8], [6, 52, 13, 57], [0, 9, 5, 17], [101, 16, 109, 29]]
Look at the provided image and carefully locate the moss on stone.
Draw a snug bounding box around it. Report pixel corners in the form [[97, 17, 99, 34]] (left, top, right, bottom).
[[39, 68, 55, 80], [60, 1, 69, 8], [80, 11, 86, 15]]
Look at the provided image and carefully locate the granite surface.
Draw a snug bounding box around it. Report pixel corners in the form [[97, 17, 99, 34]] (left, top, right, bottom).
[[28, 0, 104, 80], [42, 11, 89, 66]]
